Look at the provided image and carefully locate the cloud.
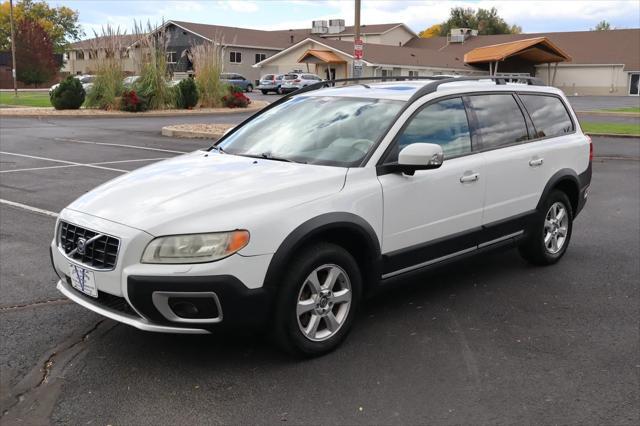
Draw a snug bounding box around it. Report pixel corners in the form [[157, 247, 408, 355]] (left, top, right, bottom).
[[217, 0, 259, 13]]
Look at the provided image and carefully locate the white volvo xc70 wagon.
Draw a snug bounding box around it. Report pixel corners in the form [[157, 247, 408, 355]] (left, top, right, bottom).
[[51, 76, 591, 356]]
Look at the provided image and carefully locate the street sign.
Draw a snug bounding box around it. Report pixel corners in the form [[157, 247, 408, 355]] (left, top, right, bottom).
[[352, 59, 363, 78], [354, 38, 363, 60]]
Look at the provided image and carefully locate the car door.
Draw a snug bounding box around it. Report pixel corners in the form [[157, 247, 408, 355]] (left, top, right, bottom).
[[377, 97, 486, 277], [465, 93, 546, 231]]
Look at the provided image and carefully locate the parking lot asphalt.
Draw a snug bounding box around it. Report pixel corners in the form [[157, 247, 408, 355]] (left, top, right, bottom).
[[0, 113, 639, 425]]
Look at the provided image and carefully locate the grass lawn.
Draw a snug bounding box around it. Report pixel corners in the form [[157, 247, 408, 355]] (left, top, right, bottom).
[[599, 107, 640, 113], [0, 91, 51, 107], [581, 121, 640, 136]]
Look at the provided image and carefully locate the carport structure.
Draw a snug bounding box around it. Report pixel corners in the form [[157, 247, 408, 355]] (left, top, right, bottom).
[[297, 49, 349, 81], [463, 37, 572, 84]]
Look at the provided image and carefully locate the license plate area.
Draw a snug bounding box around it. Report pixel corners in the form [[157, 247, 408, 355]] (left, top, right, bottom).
[[68, 263, 98, 298]]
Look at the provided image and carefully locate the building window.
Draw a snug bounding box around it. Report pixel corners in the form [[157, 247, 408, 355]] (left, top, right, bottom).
[[120, 49, 129, 59], [76, 50, 84, 60], [88, 50, 97, 59], [105, 50, 115, 59], [230, 51, 242, 63], [255, 53, 266, 64], [408, 70, 419, 77], [166, 51, 176, 64]]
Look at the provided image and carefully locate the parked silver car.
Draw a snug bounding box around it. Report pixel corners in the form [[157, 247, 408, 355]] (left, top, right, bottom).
[[257, 74, 285, 94], [49, 75, 95, 93], [280, 73, 324, 93]]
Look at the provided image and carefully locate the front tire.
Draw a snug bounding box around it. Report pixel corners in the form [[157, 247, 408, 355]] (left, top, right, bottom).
[[245, 84, 253, 93], [276, 86, 282, 95], [519, 190, 573, 265], [261, 89, 268, 95], [273, 243, 362, 357]]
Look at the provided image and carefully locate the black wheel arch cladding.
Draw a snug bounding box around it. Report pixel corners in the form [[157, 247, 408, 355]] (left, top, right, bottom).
[[263, 212, 382, 293]]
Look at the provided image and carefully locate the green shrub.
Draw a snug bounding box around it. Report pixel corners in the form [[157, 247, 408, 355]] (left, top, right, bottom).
[[176, 78, 199, 109], [50, 76, 85, 110], [85, 66, 124, 110]]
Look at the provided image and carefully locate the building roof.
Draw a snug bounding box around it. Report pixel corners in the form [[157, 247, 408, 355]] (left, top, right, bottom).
[[464, 37, 571, 64], [298, 49, 346, 64], [69, 34, 141, 50], [304, 37, 479, 71], [406, 29, 640, 70], [169, 20, 408, 50]]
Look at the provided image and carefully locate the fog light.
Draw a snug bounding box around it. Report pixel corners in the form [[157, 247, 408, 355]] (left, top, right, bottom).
[[169, 300, 199, 318]]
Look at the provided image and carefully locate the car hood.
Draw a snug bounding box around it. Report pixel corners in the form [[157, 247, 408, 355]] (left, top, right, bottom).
[[67, 151, 347, 235]]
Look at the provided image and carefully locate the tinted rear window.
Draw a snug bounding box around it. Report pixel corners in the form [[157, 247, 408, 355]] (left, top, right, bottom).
[[467, 94, 529, 149], [520, 94, 574, 138], [284, 75, 298, 80]]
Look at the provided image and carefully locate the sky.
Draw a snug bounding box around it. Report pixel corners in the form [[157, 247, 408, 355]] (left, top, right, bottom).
[[47, 0, 640, 38]]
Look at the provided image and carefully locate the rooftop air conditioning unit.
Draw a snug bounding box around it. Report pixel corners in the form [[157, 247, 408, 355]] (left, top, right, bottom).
[[311, 20, 328, 34], [328, 19, 345, 34], [449, 28, 474, 43]]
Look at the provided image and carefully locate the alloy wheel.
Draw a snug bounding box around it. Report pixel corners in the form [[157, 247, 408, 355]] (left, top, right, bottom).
[[544, 201, 569, 254], [296, 264, 352, 342]]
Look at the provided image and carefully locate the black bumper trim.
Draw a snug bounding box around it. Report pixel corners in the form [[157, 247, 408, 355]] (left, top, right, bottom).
[[127, 275, 271, 331]]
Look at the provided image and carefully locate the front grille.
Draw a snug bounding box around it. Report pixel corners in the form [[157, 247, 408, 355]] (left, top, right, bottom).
[[59, 221, 120, 270]]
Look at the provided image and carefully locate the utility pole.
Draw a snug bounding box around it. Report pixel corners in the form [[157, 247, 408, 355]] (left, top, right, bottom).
[[353, 0, 363, 78], [9, 0, 18, 96]]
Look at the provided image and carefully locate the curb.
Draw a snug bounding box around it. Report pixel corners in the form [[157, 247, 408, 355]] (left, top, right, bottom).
[[585, 132, 640, 139], [576, 111, 640, 117], [161, 127, 224, 139], [0, 101, 268, 118]]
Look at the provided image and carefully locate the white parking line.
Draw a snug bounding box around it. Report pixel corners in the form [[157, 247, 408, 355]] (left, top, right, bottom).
[[0, 199, 59, 218], [0, 157, 167, 174], [0, 151, 128, 173], [54, 137, 188, 154]]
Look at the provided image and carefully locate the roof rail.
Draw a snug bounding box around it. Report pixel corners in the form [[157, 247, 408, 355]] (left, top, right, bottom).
[[407, 75, 544, 102]]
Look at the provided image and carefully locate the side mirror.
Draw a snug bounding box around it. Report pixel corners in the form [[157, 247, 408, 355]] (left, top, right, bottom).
[[396, 143, 444, 175]]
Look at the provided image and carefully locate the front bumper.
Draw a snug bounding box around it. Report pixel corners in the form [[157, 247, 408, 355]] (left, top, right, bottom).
[[56, 273, 271, 333], [51, 209, 274, 334]]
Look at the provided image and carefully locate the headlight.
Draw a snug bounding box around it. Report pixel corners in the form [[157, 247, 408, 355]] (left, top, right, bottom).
[[141, 230, 249, 264]]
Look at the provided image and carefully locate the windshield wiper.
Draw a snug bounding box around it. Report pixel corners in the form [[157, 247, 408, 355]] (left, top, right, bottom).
[[237, 153, 305, 164], [210, 145, 226, 154]]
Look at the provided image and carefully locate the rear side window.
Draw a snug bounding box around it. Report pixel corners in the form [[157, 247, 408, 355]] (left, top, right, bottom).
[[385, 97, 472, 163], [520, 94, 574, 138], [467, 94, 529, 149]]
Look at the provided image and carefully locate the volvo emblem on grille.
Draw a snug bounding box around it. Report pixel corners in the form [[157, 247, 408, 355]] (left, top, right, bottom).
[[76, 237, 87, 255]]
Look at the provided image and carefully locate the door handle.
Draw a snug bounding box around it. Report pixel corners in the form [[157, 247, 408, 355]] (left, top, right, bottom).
[[460, 172, 479, 183], [529, 158, 544, 167]]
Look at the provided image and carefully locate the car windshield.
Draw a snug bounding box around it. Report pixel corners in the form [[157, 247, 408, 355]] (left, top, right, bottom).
[[218, 96, 404, 167]]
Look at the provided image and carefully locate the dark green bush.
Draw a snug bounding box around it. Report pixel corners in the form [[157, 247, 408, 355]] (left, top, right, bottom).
[[176, 78, 199, 109], [50, 76, 85, 110]]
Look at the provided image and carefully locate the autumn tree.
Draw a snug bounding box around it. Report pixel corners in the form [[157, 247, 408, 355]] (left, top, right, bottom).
[[418, 24, 441, 38], [0, 0, 82, 52], [439, 7, 520, 36], [592, 20, 612, 31], [15, 19, 58, 87]]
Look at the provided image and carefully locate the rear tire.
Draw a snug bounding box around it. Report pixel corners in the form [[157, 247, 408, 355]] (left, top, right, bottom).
[[246, 84, 253, 93], [519, 190, 573, 265], [273, 243, 362, 357], [276, 86, 282, 95]]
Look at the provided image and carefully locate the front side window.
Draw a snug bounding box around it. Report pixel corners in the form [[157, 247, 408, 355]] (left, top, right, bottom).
[[466, 94, 529, 149], [384, 97, 471, 163], [219, 96, 403, 167], [230, 51, 241, 63], [520, 94, 574, 138]]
